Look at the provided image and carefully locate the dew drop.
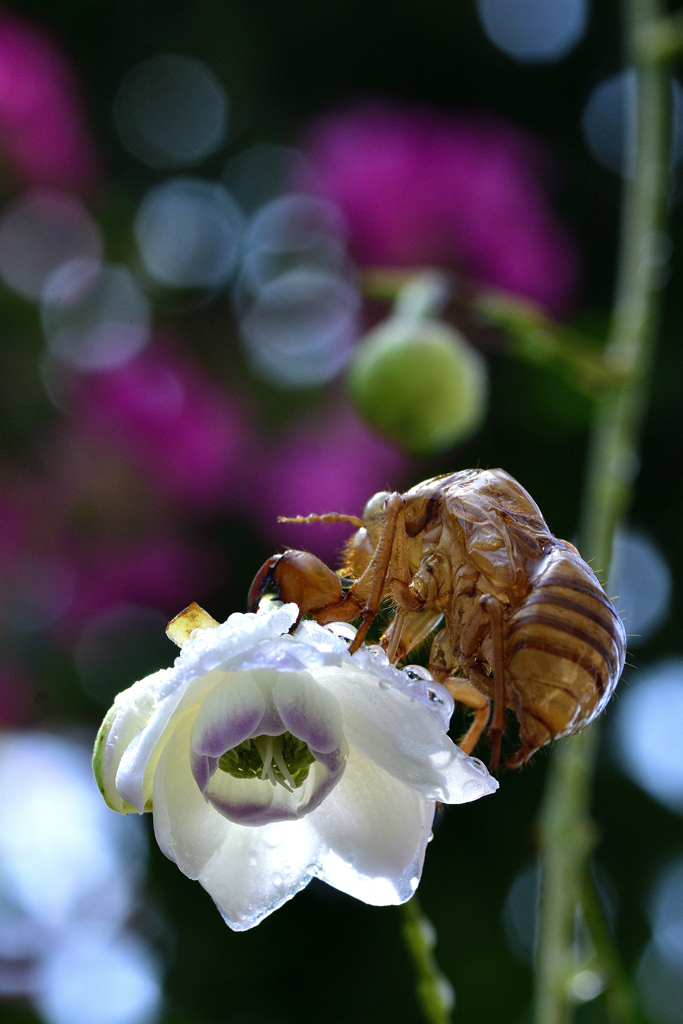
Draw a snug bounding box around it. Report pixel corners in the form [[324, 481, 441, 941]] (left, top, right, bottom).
[[325, 622, 357, 644], [404, 665, 433, 681]]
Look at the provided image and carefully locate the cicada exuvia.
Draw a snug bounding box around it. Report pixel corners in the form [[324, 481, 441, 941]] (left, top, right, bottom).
[[247, 469, 626, 770]]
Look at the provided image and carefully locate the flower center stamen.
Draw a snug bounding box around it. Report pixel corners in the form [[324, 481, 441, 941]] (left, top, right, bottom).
[[218, 732, 316, 790], [254, 735, 287, 790]]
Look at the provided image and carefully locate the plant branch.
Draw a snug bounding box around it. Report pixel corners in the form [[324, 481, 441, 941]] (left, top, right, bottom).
[[533, 1, 673, 1023], [400, 896, 454, 1024], [471, 292, 625, 395], [580, 869, 648, 1024], [362, 272, 626, 397]]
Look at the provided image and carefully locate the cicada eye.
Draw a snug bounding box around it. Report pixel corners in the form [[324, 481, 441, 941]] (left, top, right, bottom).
[[361, 490, 390, 545], [362, 490, 390, 522]]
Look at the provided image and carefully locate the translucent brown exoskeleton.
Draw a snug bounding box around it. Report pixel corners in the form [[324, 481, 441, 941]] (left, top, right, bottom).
[[247, 469, 627, 770]]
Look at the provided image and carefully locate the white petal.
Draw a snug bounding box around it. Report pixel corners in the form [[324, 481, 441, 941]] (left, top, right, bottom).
[[313, 664, 498, 803], [93, 668, 173, 813], [115, 605, 301, 812], [249, 670, 286, 734], [171, 603, 299, 682], [190, 671, 265, 756], [115, 667, 230, 812], [309, 745, 435, 905], [198, 816, 322, 931], [204, 770, 283, 825], [189, 749, 217, 792], [295, 757, 346, 817], [273, 670, 343, 753], [152, 717, 230, 879]]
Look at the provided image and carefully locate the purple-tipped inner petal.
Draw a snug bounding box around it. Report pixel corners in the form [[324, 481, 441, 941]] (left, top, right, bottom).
[[296, 758, 347, 818], [204, 770, 299, 825], [309, 745, 346, 774], [273, 670, 343, 754], [190, 748, 218, 793], [191, 670, 265, 757]]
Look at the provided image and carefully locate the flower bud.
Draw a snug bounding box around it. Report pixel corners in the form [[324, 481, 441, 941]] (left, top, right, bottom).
[[347, 317, 488, 456]]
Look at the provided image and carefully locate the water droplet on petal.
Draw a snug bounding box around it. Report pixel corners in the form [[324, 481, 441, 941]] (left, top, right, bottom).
[[404, 665, 433, 682], [325, 622, 357, 644]]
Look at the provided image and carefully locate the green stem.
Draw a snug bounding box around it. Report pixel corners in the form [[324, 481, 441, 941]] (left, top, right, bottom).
[[580, 870, 648, 1024], [400, 896, 454, 1024], [471, 291, 624, 395], [637, 8, 683, 62], [533, 2, 673, 1023]]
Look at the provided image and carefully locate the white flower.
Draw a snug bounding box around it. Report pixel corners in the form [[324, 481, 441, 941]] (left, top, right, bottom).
[[93, 602, 497, 931]]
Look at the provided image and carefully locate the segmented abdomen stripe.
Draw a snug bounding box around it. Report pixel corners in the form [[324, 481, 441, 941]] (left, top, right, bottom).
[[506, 636, 607, 695], [507, 610, 619, 680], [521, 592, 613, 634], [534, 573, 617, 615], [505, 550, 626, 706]]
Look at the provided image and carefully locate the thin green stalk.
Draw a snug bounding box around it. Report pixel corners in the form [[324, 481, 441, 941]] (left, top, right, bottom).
[[471, 291, 625, 395], [580, 869, 647, 1024], [400, 896, 454, 1024], [363, 271, 628, 396], [533, 2, 673, 1023]]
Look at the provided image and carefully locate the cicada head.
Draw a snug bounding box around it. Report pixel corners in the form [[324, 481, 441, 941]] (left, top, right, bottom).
[[339, 490, 391, 579]]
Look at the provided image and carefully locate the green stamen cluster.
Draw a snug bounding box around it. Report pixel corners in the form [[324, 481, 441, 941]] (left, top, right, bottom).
[[218, 739, 263, 780], [218, 732, 316, 788]]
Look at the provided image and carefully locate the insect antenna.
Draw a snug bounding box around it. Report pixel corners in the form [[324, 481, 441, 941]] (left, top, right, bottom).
[[278, 513, 364, 527]]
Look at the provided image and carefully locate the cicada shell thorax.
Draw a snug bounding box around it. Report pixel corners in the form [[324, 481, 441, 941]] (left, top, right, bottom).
[[503, 541, 626, 768], [340, 489, 391, 582]]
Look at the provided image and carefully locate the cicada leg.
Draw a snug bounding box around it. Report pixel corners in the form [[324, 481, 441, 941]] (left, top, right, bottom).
[[381, 610, 443, 664], [427, 629, 491, 755], [481, 594, 506, 771], [445, 677, 491, 755], [345, 492, 405, 653]]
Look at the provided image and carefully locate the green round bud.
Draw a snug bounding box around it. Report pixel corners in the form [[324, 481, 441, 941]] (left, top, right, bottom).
[[347, 317, 488, 456]]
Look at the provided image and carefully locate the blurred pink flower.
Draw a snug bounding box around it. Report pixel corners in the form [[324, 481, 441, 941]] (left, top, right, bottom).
[[0, 10, 99, 191], [63, 535, 217, 632], [0, 463, 218, 642], [73, 345, 250, 512], [299, 102, 580, 315], [245, 402, 409, 564]]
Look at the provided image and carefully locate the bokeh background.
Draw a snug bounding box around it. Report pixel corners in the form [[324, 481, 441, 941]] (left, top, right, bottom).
[[0, 1, 682, 1023]]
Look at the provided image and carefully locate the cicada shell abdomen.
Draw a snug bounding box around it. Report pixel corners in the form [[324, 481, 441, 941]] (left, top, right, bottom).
[[504, 543, 626, 768]]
